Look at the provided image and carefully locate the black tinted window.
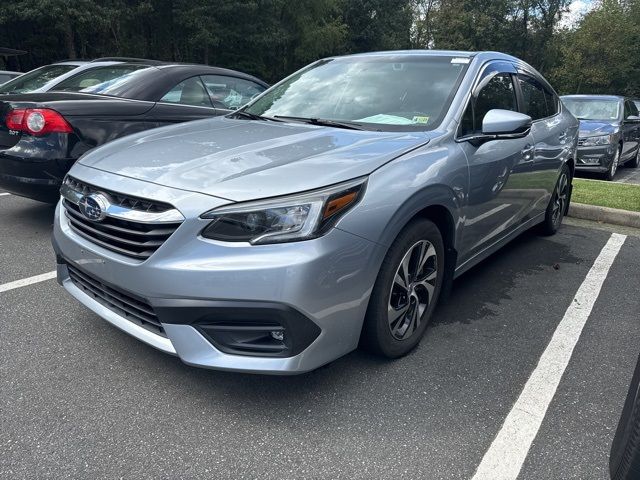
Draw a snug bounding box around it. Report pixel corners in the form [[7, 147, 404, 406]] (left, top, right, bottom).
[[518, 75, 554, 120], [625, 100, 639, 118], [461, 73, 517, 136]]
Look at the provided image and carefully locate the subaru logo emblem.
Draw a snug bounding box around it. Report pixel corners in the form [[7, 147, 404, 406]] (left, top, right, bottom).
[[78, 193, 109, 222]]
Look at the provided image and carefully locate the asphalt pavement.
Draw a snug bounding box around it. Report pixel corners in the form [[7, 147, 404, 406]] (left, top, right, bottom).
[[1, 192, 639, 480]]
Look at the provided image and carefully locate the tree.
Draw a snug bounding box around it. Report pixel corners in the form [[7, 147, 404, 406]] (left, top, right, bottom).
[[550, 0, 640, 95]]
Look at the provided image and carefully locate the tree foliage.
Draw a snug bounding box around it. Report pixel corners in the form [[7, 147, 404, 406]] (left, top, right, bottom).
[[0, 0, 637, 95]]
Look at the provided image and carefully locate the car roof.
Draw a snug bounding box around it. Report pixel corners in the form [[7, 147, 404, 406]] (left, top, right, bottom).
[[561, 94, 624, 100]]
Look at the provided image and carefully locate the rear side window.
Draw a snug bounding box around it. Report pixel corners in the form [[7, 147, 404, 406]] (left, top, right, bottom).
[[460, 73, 517, 136], [518, 75, 557, 120], [53, 65, 151, 94], [160, 77, 213, 107], [200, 75, 266, 110]]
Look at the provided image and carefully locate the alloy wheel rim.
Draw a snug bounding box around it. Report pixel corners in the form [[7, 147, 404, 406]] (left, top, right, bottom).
[[611, 149, 620, 176], [552, 172, 569, 225], [387, 240, 437, 340]]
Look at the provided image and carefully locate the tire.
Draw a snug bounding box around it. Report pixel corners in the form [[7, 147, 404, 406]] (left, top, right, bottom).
[[628, 147, 640, 169], [540, 163, 571, 236], [604, 145, 622, 181], [360, 218, 445, 358], [610, 354, 640, 480]]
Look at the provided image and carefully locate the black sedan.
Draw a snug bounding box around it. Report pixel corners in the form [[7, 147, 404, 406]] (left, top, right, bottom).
[[0, 61, 267, 202]]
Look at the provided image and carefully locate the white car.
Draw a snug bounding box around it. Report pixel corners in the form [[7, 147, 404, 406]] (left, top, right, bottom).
[[0, 58, 149, 94]]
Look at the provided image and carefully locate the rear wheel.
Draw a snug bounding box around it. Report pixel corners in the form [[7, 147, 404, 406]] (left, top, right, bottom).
[[628, 148, 640, 169], [361, 219, 444, 358], [540, 163, 570, 236]]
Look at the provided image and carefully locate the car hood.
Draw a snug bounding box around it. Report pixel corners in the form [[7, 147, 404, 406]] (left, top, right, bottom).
[[78, 116, 432, 202], [578, 119, 619, 137]]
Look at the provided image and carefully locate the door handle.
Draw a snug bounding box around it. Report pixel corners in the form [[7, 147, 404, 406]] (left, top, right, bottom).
[[521, 145, 535, 162]]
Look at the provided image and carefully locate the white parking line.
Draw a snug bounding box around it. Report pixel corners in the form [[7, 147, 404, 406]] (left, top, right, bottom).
[[0, 271, 57, 293], [471, 232, 627, 480]]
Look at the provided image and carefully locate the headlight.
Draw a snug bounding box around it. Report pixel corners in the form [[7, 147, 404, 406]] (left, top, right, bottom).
[[200, 178, 366, 244], [580, 134, 613, 146]]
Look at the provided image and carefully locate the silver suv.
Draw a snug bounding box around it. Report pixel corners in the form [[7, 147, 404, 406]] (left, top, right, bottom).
[[52, 51, 579, 374]]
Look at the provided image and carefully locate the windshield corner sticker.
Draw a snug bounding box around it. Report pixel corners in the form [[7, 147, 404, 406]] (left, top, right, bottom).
[[451, 57, 471, 64], [412, 116, 430, 124]]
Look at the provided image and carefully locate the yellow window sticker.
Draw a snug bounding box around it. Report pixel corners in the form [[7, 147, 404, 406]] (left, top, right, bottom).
[[412, 116, 429, 124]]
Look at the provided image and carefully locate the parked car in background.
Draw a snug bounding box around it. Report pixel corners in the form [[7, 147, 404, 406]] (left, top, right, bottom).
[[634, 98, 640, 113], [610, 353, 640, 479], [0, 61, 267, 202], [561, 95, 640, 180], [0, 70, 21, 85], [52, 50, 578, 374], [0, 58, 155, 95], [0, 60, 88, 94]]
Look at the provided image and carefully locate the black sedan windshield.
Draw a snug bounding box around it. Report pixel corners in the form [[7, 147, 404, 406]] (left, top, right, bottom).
[[52, 64, 154, 97], [245, 55, 469, 130], [562, 97, 621, 121]]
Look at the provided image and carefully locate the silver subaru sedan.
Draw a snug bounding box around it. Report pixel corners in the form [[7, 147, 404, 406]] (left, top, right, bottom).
[[52, 50, 579, 374]]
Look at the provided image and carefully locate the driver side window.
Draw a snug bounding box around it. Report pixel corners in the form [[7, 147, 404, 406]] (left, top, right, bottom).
[[460, 73, 517, 136]]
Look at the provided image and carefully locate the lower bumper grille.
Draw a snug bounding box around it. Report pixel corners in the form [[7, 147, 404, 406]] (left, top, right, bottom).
[[67, 263, 166, 337]]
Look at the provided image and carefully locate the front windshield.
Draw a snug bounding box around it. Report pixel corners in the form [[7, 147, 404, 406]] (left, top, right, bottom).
[[244, 55, 469, 130], [52, 64, 153, 96], [562, 97, 621, 121], [0, 64, 77, 94]]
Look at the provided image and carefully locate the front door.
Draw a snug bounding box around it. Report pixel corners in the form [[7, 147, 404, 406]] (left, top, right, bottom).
[[457, 63, 537, 264]]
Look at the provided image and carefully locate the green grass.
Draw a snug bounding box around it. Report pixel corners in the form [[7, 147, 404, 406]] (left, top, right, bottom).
[[572, 178, 640, 212]]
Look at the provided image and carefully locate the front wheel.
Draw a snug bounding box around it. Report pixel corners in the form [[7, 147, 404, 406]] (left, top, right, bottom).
[[604, 146, 622, 180], [360, 219, 445, 358], [540, 163, 570, 236]]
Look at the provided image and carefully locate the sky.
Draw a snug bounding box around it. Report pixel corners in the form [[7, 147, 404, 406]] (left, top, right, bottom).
[[558, 0, 599, 29]]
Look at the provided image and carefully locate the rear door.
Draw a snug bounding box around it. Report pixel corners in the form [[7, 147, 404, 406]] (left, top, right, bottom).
[[150, 76, 218, 124], [515, 72, 567, 218], [457, 62, 537, 263]]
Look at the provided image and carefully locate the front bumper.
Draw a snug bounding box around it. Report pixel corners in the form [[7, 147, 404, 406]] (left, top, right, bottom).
[[52, 166, 384, 374], [575, 144, 616, 173]]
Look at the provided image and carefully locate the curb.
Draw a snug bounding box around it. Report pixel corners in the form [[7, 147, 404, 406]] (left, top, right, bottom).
[[568, 203, 640, 229]]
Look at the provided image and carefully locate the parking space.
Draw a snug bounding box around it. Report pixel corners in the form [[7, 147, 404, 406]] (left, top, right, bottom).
[[615, 167, 640, 185], [1, 192, 639, 479]]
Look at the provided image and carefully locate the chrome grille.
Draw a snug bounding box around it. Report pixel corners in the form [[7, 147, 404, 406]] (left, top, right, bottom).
[[61, 176, 183, 260], [67, 263, 166, 337]]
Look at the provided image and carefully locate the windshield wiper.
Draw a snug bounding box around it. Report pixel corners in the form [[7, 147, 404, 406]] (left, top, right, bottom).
[[228, 110, 283, 122], [273, 115, 366, 130]]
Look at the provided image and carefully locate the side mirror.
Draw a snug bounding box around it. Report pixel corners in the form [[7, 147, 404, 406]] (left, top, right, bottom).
[[626, 115, 640, 123], [482, 109, 533, 136]]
